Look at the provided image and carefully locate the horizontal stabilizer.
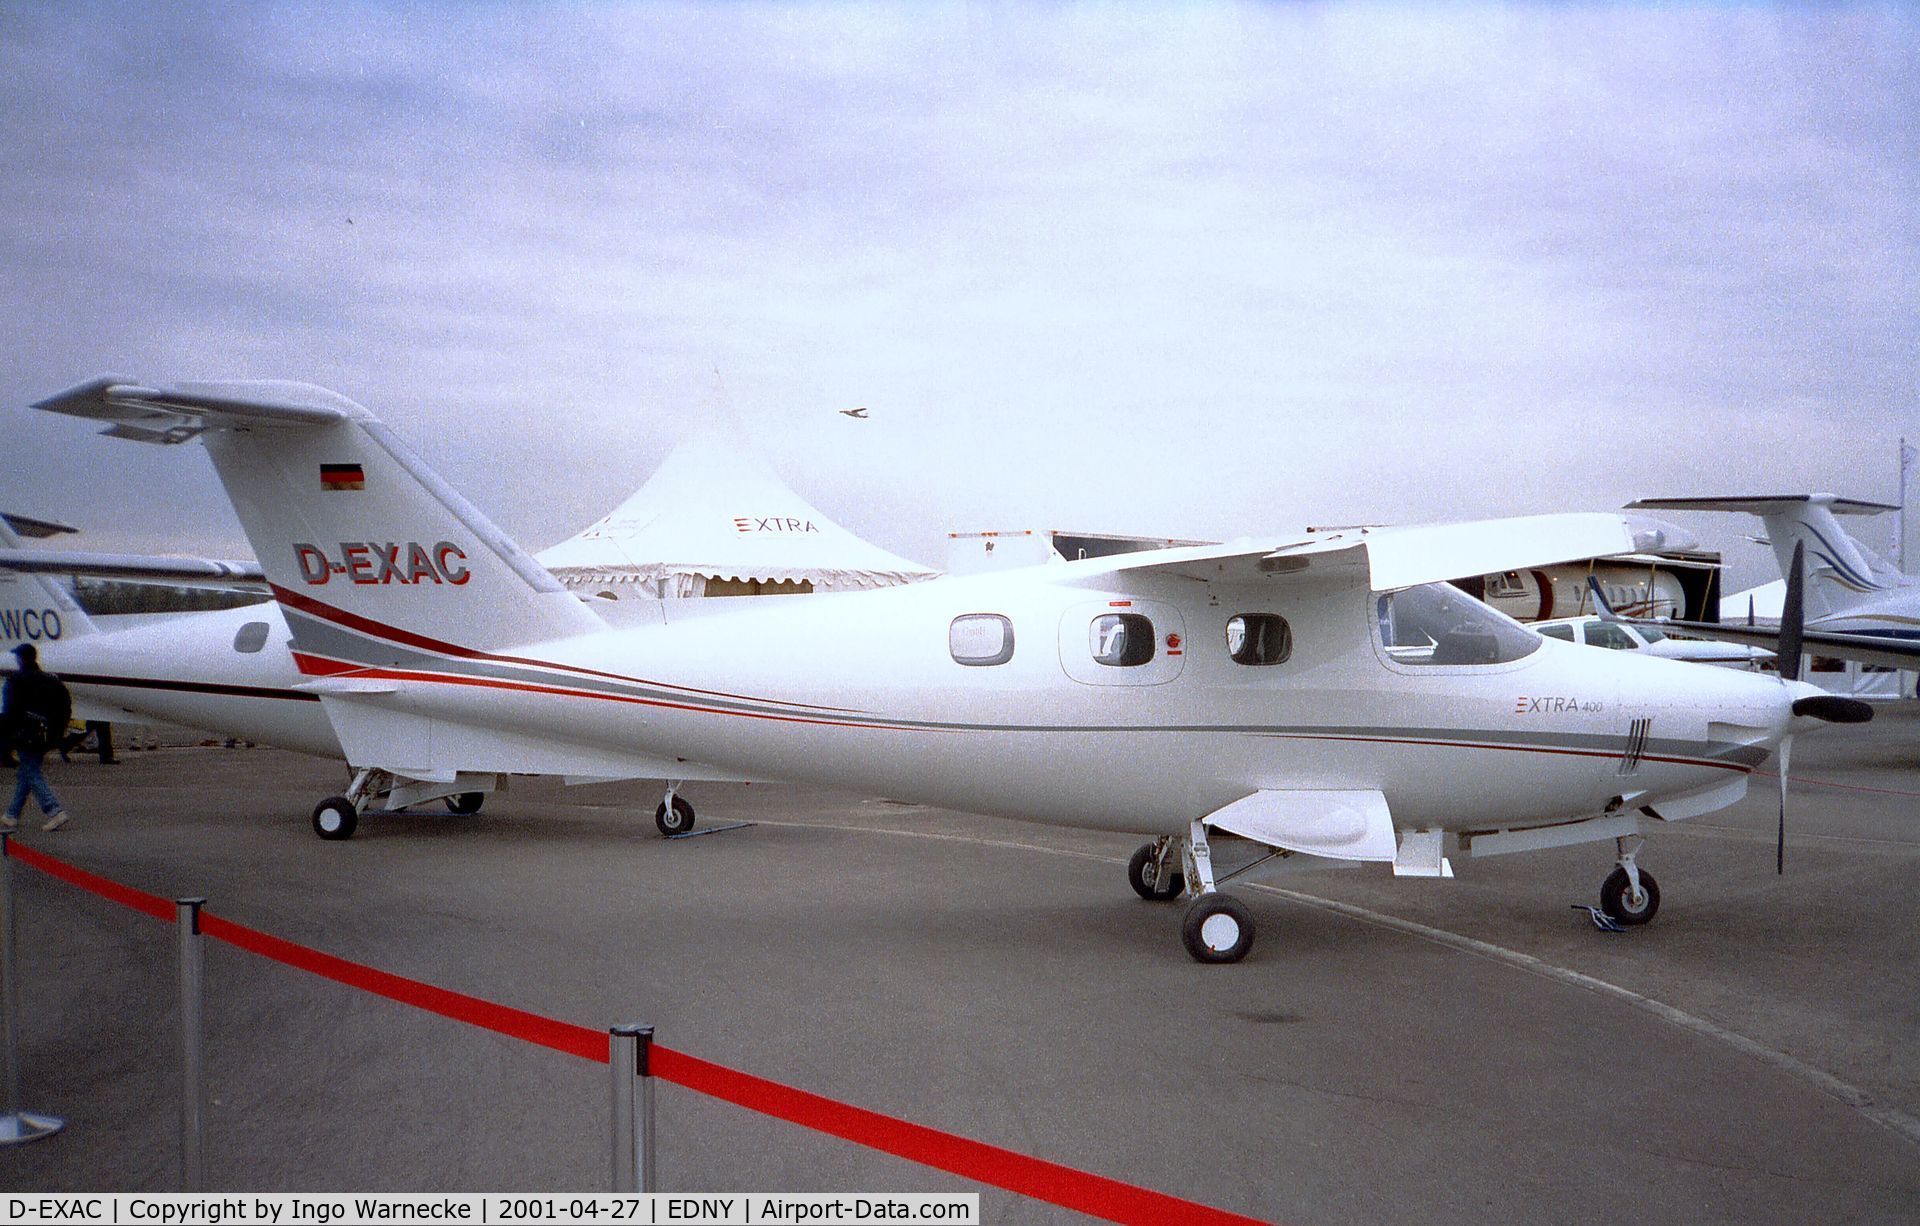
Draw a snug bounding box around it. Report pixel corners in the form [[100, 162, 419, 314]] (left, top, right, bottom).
[[2, 514, 78, 539], [33, 375, 359, 443], [1204, 789, 1398, 861], [0, 549, 264, 589], [1628, 495, 1899, 517]]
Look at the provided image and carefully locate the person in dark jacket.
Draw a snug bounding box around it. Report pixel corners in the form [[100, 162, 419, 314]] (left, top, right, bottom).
[[3, 644, 73, 831]]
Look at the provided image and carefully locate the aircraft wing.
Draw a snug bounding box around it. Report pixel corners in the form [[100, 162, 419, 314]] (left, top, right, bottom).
[[33, 375, 360, 443], [1081, 513, 1637, 592], [1614, 616, 1920, 672], [0, 549, 265, 590]]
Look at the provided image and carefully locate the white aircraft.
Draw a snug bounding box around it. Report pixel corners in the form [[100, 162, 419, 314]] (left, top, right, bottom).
[[29, 376, 1871, 962], [1532, 614, 1771, 669], [1619, 495, 1920, 672]]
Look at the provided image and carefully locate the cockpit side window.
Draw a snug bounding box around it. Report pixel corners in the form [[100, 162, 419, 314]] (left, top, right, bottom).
[[1537, 623, 1576, 643], [1583, 622, 1637, 651], [1376, 584, 1541, 666]]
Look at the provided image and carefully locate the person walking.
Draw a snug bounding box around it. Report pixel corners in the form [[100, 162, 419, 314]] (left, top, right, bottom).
[[3, 644, 73, 831]]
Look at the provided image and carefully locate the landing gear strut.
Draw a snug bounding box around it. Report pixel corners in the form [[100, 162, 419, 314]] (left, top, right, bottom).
[[1125, 820, 1255, 964], [1600, 834, 1660, 925]]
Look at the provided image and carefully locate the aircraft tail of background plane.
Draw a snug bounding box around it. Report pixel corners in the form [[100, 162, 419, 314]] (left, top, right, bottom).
[[32, 377, 605, 670], [0, 515, 98, 653], [1626, 495, 1908, 623]]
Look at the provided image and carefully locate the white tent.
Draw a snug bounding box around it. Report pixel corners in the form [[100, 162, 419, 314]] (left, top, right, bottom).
[[535, 436, 939, 597]]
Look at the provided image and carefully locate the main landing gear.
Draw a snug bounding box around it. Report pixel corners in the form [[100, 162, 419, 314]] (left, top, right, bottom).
[[309, 768, 497, 840], [1599, 834, 1660, 925], [1130, 824, 1257, 964]]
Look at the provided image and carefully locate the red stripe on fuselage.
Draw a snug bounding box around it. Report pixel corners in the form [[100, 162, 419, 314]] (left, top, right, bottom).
[[270, 584, 864, 714], [289, 652, 912, 733]]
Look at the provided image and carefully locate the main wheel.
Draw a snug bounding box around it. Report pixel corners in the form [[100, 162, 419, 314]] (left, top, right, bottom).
[[1127, 843, 1185, 900], [312, 796, 359, 841], [1181, 894, 1255, 963], [1600, 866, 1660, 925], [655, 795, 695, 837], [444, 792, 485, 816]]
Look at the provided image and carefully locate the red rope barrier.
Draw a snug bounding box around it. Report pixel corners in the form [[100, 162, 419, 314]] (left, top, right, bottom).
[[9, 842, 174, 922], [6, 844, 1270, 1225], [651, 1046, 1268, 1225]]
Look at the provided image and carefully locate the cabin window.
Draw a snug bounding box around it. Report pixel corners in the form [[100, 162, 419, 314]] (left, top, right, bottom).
[[949, 614, 1014, 666], [1537, 623, 1575, 643], [1583, 623, 1637, 651], [1091, 613, 1155, 667], [1226, 614, 1291, 665], [1376, 584, 1540, 666], [232, 621, 270, 654]]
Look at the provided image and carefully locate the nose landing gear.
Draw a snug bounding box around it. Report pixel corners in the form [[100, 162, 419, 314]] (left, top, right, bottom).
[[1600, 834, 1660, 925]]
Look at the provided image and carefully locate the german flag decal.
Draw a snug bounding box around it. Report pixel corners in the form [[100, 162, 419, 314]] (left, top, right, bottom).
[[320, 463, 365, 491]]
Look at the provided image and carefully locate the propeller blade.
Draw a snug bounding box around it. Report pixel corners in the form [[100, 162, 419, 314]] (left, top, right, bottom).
[[1779, 541, 1806, 682], [1776, 734, 1792, 875]]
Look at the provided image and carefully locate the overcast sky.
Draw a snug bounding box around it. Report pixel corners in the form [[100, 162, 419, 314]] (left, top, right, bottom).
[[3, 2, 1914, 591]]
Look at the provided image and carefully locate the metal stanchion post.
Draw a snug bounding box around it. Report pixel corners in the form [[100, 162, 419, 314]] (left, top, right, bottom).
[[0, 833, 62, 1145], [610, 1023, 657, 1192], [176, 897, 207, 1191]]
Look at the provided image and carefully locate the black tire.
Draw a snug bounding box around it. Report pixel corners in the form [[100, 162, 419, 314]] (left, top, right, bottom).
[[1127, 843, 1185, 900], [444, 792, 485, 816], [312, 796, 359, 841], [1600, 865, 1660, 925], [655, 795, 695, 837], [1181, 894, 1255, 963]]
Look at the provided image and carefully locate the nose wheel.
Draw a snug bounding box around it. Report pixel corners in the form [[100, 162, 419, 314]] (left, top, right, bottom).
[[1600, 865, 1660, 924], [656, 792, 696, 836], [1599, 834, 1659, 924]]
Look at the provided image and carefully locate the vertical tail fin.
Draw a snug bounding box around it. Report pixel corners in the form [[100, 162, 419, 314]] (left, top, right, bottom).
[[33, 377, 603, 669], [1626, 495, 1906, 622]]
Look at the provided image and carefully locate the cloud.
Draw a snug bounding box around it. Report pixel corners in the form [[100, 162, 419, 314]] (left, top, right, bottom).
[[1, 2, 1913, 592]]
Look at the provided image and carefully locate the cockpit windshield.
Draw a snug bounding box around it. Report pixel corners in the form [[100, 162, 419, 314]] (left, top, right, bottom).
[[1376, 583, 1541, 666]]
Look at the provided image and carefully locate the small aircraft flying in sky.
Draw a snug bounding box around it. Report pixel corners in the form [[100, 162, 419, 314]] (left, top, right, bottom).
[[27, 377, 1870, 962]]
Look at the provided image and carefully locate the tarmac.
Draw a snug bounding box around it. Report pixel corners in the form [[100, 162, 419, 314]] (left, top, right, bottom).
[[1, 707, 1917, 1224]]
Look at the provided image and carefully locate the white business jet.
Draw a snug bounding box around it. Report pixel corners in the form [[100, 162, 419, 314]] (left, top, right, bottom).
[[1620, 495, 1920, 672], [32, 377, 1869, 962]]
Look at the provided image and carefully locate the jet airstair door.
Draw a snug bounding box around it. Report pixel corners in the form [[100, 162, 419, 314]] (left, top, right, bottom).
[[1058, 599, 1187, 686]]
